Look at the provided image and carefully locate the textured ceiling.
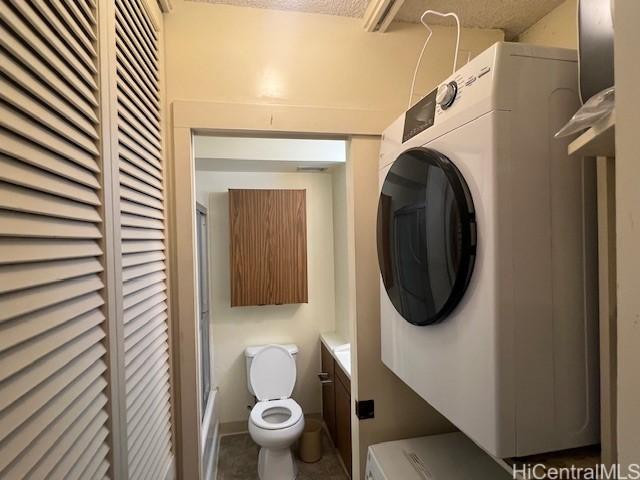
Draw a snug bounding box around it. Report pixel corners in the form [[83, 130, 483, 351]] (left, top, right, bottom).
[[191, 0, 565, 38], [191, 0, 369, 18], [395, 0, 566, 39]]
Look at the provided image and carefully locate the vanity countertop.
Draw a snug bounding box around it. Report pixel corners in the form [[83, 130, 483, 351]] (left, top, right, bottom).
[[320, 332, 351, 379]]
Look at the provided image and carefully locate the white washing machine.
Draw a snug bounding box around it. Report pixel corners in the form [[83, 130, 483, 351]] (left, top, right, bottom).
[[377, 42, 599, 458], [365, 433, 513, 480]]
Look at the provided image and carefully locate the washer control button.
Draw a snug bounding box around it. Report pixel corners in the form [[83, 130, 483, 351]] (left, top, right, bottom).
[[436, 81, 458, 110], [478, 66, 491, 78]]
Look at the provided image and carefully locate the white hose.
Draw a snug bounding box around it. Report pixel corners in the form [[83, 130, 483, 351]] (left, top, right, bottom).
[[408, 10, 461, 108]]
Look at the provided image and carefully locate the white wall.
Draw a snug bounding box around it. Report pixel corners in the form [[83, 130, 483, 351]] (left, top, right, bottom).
[[195, 170, 337, 424], [518, 0, 577, 49], [614, 0, 640, 470], [164, 0, 503, 115], [331, 164, 350, 341]]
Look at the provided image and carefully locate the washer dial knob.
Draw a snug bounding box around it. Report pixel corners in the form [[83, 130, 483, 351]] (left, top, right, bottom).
[[436, 81, 458, 109]]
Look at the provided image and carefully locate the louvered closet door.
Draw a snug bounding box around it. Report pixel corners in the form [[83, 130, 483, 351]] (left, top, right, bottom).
[[113, 1, 173, 478], [0, 1, 111, 479]]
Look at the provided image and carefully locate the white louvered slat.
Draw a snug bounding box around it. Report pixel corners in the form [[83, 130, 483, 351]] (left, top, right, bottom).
[[0, 26, 97, 119], [120, 170, 163, 201], [121, 227, 165, 240], [0, 77, 99, 151], [0, 154, 100, 205], [0, 335, 105, 414], [114, 1, 157, 74], [119, 143, 162, 180], [139, 430, 172, 480], [8, 0, 97, 85], [0, 311, 104, 382], [122, 250, 165, 268], [61, 0, 96, 42], [0, 105, 98, 171], [0, 345, 105, 439], [0, 182, 102, 222], [120, 184, 163, 208], [46, 414, 107, 480], [0, 293, 104, 354], [149, 449, 172, 480], [88, 460, 109, 480], [29, 0, 97, 70], [0, 387, 108, 479], [120, 199, 163, 220], [0, 2, 97, 102], [115, 42, 158, 105], [112, 1, 173, 476], [116, 68, 159, 122], [127, 377, 169, 441], [0, 238, 102, 265], [127, 363, 169, 428], [123, 271, 166, 297], [124, 314, 167, 361], [119, 128, 162, 169], [0, 274, 103, 322], [129, 406, 170, 474], [0, 370, 106, 473], [1, 51, 98, 138], [121, 213, 165, 230], [123, 291, 167, 324], [120, 158, 163, 190], [47, 0, 96, 55], [126, 351, 169, 413], [0, 129, 100, 187], [0, 1, 111, 478], [27, 403, 107, 480], [61, 427, 109, 480], [124, 302, 167, 344], [123, 282, 167, 314], [122, 260, 165, 282], [118, 101, 161, 151], [0, 257, 103, 294], [117, 90, 161, 141], [121, 239, 165, 254], [0, 210, 102, 239]]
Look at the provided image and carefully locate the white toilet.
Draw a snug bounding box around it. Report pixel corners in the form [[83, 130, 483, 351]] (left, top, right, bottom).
[[245, 344, 305, 480]]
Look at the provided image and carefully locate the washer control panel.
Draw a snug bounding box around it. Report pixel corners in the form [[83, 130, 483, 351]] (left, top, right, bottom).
[[435, 64, 491, 116], [436, 81, 458, 109], [402, 46, 495, 143]]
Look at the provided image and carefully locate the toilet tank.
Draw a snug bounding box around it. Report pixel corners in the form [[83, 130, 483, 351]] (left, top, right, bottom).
[[244, 344, 299, 396]]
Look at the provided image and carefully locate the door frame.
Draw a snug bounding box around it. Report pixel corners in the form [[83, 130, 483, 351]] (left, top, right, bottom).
[[168, 99, 392, 479]]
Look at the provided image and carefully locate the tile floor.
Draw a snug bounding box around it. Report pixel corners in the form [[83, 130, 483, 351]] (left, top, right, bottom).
[[216, 430, 349, 480]]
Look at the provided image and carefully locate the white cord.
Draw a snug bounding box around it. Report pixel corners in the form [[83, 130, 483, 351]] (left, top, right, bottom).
[[408, 10, 461, 108]]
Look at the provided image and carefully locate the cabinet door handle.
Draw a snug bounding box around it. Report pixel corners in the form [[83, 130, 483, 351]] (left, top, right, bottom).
[[319, 379, 333, 385], [318, 373, 332, 384]]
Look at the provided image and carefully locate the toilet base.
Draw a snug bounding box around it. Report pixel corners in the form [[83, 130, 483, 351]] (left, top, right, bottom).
[[257, 446, 297, 480]]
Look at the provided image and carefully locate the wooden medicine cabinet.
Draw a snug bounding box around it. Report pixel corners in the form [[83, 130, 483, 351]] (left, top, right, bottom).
[[229, 189, 308, 306]]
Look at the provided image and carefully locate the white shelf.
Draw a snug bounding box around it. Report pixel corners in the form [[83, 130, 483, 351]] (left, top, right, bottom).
[[568, 111, 616, 157]]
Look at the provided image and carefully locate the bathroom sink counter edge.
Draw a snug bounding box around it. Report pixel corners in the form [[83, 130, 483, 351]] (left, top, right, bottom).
[[320, 332, 351, 379]]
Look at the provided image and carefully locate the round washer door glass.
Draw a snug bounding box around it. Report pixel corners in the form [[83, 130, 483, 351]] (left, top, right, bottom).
[[377, 147, 476, 326]]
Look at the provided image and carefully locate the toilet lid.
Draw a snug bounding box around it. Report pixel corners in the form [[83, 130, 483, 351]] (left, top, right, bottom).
[[250, 345, 296, 401]]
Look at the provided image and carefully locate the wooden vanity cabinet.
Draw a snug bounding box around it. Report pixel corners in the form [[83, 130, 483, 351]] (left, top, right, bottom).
[[229, 189, 308, 307], [321, 343, 336, 440], [320, 342, 352, 477], [334, 363, 352, 476]]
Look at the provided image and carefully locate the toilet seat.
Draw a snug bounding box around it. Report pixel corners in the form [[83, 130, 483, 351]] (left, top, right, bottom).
[[250, 345, 296, 401], [250, 398, 302, 431]]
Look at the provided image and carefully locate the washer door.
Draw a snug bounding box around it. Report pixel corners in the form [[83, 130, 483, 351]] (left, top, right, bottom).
[[377, 147, 476, 326]]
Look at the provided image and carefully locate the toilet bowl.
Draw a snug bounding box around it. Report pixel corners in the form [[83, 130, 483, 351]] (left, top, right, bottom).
[[246, 345, 304, 480]]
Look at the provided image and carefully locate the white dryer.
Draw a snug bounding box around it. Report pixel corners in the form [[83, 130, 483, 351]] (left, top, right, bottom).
[[377, 42, 599, 458]]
